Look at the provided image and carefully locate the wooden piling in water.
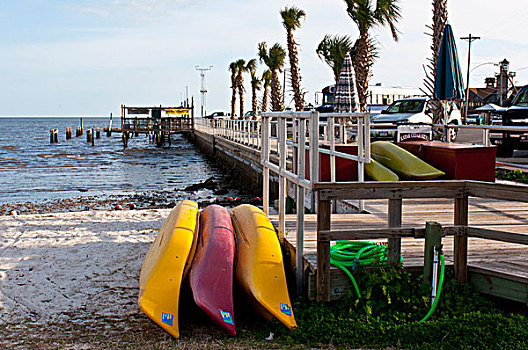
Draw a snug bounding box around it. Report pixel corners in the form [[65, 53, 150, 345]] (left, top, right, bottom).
[[50, 129, 58, 143], [107, 113, 113, 137], [86, 129, 93, 144], [66, 127, 72, 140], [122, 131, 129, 148], [96, 127, 101, 139]]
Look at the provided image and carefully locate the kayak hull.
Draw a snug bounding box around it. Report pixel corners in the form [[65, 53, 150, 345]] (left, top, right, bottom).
[[138, 200, 199, 339], [189, 205, 236, 336], [230, 204, 296, 329], [371, 141, 445, 180], [365, 158, 399, 181]]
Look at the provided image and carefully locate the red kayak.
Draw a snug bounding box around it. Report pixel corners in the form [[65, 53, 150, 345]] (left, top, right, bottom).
[[189, 205, 236, 336]]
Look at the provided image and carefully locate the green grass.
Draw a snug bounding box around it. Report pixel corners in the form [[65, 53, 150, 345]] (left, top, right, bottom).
[[263, 267, 528, 349]]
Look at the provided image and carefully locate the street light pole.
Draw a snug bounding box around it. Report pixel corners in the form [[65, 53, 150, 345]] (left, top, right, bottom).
[[460, 34, 480, 123]]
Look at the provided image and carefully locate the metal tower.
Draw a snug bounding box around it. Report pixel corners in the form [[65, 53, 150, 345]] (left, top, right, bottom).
[[195, 65, 213, 117]]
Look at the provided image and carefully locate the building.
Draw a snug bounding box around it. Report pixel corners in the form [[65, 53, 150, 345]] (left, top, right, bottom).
[[366, 83, 423, 106], [468, 59, 519, 113]]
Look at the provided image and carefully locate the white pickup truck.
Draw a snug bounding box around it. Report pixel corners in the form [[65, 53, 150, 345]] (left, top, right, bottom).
[[370, 97, 462, 141]]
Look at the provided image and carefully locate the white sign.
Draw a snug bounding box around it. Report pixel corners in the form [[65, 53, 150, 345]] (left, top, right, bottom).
[[397, 125, 432, 142]]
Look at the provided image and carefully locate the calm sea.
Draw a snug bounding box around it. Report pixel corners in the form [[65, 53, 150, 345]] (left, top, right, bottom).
[[0, 117, 222, 205]]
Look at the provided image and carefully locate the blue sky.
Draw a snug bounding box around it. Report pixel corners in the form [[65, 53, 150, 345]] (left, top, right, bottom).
[[1, 0, 527, 116]]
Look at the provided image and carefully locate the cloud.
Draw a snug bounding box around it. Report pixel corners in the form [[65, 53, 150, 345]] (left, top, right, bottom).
[[75, 7, 110, 18]]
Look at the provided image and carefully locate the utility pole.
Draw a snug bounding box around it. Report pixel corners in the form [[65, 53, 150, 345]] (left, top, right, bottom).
[[460, 34, 480, 123], [195, 65, 213, 117]]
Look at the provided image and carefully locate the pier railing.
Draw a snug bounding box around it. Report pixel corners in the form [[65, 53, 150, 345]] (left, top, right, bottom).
[[259, 111, 371, 295], [433, 123, 528, 146], [313, 180, 528, 302], [195, 112, 372, 294]]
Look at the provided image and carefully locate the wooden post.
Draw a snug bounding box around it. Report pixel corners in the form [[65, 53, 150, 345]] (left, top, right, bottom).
[[316, 195, 331, 302], [50, 129, 55, 143], [107, 112, 113, 137], [134, 117, 138, 137], [86, 129, 92, 143], [91, 128, 95, 146], [122, 131, 129, 148], [387, 198, 402, 265], [96, 127, 101, 139], [80, 118, 83, 135], [424, 222, 443, 285], [296, 118, 306, 297], [454, 195, 469, 284], [66, 127, 72, 140]]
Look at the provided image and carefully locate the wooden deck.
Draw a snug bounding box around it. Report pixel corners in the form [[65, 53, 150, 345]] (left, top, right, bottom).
[[270, 195, 528, 301]]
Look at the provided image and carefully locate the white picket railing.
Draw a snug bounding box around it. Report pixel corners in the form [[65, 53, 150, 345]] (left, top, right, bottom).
[[260, 111, 371, 295], [195, 112, 371, 294]]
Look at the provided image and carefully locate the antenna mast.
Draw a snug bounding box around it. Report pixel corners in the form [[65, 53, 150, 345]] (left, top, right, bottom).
[[195, 65, 213, 117]]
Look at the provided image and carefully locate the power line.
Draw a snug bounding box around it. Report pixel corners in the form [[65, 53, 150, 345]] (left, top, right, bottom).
[[460, 34, 480, 122]]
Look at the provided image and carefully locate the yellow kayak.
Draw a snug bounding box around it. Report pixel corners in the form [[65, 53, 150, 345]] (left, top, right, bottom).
[[138, 200, 199, 339], [230, 204, 297, 329], [371, 141, 445, 180], [364, 158, 399, 181]]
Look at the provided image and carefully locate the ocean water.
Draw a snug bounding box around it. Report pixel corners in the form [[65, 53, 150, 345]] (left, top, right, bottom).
[[0, 117, 222, 206]]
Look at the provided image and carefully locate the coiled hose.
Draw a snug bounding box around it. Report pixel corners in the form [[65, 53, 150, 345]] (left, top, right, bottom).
[[329, 240, 445, 323]]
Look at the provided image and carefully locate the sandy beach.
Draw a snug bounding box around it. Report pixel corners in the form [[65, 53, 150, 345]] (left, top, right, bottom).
[[0, 208, 174, 348]]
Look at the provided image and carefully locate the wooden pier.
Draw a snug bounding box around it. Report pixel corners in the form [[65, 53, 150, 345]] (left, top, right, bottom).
[[270, 181, 528, 303], [111, 104, 195, 147], [191, 113, 528, 305]]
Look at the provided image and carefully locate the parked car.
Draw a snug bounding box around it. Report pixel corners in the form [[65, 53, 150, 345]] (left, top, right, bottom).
[[370, 97, 462, 141], [490, 85, 528, 157], [204, 111, 228, 119]]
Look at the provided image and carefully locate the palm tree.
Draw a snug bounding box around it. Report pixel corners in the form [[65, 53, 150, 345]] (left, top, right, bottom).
[[424, 0, 448, 130], [261, 70, 272, 112], [316, 34, 356, 88], [343, 0, 401, 110], [280, 6, 306, 111], [228, 62, 238, 119], [258, 42, 286, 111], [233, 59, 248, 119], [247, 59, 261, 119]]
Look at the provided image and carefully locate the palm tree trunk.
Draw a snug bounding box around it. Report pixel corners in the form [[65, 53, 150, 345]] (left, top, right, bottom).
[[238, 86, 245, 119], [426, 0, 448, 136], [353, 33, 373, 111], [271, 70, 282, 111], [262, 86, 269, 112], [286, 28, 303, 111], [252, 85, 258, 119], [231, 87, 237, 120]]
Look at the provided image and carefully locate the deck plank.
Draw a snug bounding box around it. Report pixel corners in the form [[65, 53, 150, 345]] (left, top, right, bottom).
[[272, 196, 528, 280]]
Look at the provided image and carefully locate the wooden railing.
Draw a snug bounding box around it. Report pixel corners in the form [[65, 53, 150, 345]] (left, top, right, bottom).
[[121, 116, 193, 134], [313, 180, 528, 301]]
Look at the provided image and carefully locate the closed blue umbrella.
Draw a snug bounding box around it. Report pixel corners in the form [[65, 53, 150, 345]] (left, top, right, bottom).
[[434, 24, 465, 100]]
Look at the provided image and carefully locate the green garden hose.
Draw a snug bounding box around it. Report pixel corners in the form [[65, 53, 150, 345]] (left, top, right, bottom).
[[329, 241, 445, 323], [330, 241, 396, 299], [418, 253, 445, 323]]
